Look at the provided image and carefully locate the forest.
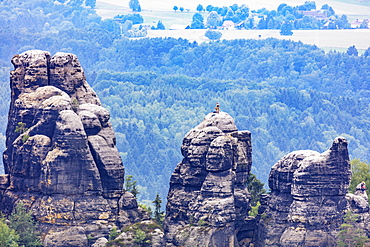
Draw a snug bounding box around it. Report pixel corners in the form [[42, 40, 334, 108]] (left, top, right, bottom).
[[1, 0, 370, 205]]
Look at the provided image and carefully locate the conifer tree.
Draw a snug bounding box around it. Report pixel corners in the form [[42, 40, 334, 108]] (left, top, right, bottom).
[[9, 201, 41, 247], [125, 175, 140, 198], [152, 194, 164, 225], [337, 211, 369, 246]]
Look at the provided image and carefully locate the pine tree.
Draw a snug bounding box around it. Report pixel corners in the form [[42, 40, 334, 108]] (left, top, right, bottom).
[[9, 201, 41, 247], [125, 175, 140, 198], [337, 211, 369, 246], [152, 194, 164, 225], [157, 21, 165, 30]]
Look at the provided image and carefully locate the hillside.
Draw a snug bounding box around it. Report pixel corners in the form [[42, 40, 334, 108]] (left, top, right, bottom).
[[1, 0, 370, 205]]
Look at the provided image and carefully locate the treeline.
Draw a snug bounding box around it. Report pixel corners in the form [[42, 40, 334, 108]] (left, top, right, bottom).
[[1, 0, 370, 203], [185, 1, 355, 30]]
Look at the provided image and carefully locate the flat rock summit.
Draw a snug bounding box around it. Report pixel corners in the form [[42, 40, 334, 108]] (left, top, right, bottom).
[[1, 50, 370, 246]]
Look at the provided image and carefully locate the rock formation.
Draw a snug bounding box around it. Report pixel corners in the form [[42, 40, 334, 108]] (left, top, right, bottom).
[[0, 50, 146, 246], [255, 137, 352, 246], [346, 181, 370, 239], [164, 111, 253, 246]]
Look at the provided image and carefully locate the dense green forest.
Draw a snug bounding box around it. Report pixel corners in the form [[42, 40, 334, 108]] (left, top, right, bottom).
[[1, 0, 370, 205]]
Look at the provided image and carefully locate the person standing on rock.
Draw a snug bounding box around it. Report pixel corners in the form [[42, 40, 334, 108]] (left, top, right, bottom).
[[356, 181, 366, 194], [361, 181, 366, 193], [214, 102, 220, 113]]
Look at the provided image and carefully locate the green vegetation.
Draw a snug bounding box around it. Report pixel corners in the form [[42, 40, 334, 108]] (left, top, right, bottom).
[[205, 30, 222, 40], [129, 0, 141, 12], [152, 194, 164, 225], [192, 1, 352, 30], [280, 21, 293, 35], [0, 201, 42, 247], [109, 226, 120, 241], [14, 122, 28, 135], [15, 122, 29, 143], [247, 173, 266, 216], [107, 221, 161, 246], [9, 201, 42, 247], [1, 0, 370, 206], [0, 217, 19, 247], [337, 211, 369, 246], [139, 203, 153, 217], [71, 98, 79, 112], [125, 175, 140, 198], [349, 159, 370, 196], [249, 201, 261, 217]]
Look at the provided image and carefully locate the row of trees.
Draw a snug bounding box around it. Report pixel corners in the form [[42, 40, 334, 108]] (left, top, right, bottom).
[[183, 2, 354, 31]]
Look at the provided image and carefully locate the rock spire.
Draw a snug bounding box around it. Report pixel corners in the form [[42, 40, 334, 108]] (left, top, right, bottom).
[[255, 137, 352, 246], [0, 50, 145, 246], [164, 111, 253, 246]]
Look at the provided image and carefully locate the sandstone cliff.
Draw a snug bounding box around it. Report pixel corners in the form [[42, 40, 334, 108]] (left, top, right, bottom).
[[164, 111, 253, 246], [0, 50, 145, 246], [255, 137, 352, 246]]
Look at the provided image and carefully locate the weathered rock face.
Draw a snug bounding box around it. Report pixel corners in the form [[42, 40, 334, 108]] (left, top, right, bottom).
[[346, 182, 370, 238], [0, 50, 145, 246], [164, 112, 252, 246], [255, 137, 351, 247]]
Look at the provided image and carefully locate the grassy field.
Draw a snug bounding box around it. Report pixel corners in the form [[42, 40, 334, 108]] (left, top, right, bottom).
[[146, 29, 370, 51]]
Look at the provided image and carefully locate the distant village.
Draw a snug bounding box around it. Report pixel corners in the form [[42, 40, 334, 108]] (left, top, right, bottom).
[[117, 0, 370, 38]]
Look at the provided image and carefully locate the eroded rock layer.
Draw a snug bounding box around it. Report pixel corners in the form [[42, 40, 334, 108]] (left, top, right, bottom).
[[164, 112, 252, 247], [1, 50, 144, 246], [255, 137, 351, 247]]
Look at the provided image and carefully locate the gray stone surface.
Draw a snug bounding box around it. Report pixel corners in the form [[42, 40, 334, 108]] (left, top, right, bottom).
[[164, 111, 252, 246], [1, 50, 144, 246], [255, 137, 351, 247], [91, 237, 108, 247]]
